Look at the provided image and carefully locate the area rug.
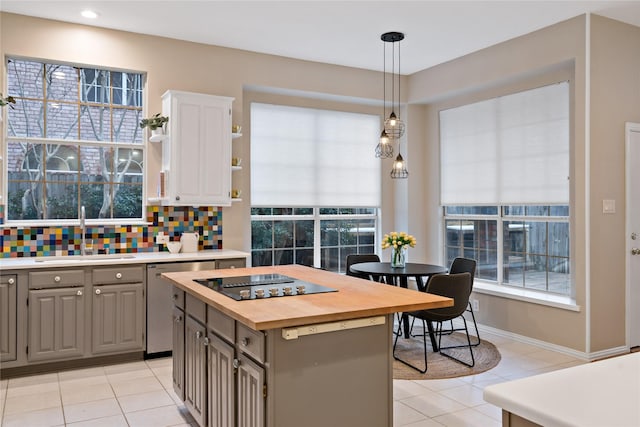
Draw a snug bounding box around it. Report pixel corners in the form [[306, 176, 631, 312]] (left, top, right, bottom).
[[393, 332, 501, 380]]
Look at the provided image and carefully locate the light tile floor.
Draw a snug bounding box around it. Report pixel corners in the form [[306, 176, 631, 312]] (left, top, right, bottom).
[[0, 331, 585, 427]]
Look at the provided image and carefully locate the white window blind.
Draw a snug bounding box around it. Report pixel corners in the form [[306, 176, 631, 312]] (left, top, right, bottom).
[[440, 82, 569, 205], [251, 103, 381, 207]]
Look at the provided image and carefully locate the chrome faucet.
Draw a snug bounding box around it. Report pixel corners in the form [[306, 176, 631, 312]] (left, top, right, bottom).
[[80, 205, 87, 256]]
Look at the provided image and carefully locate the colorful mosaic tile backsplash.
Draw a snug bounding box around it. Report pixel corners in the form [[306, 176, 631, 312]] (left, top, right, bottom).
[[0, 205, 222, 258]]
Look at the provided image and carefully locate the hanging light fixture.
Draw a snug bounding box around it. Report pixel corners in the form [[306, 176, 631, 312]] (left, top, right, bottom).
[[376, 31, 408, 178], [390, 152, 409, 179], [382, 31, 405, 140]]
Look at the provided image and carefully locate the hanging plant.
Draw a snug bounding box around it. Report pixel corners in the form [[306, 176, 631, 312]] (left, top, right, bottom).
[[139, 113, 169, 131]]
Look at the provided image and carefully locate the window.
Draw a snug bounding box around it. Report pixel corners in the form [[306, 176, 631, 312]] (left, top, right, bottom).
[[5, 58, 145, 221], [250, 103, 380, 272], [251, 207, 377, 273], [440, 83, 571, 295]]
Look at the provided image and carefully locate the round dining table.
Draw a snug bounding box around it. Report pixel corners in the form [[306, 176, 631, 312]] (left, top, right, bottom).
[[349, 262, 448, 349]]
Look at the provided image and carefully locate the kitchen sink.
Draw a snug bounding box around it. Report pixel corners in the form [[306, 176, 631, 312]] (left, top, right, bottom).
[[35, 254, 136, 263]]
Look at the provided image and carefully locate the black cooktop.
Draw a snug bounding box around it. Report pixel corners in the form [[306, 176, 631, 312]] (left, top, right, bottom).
[[194, 273, 337, 301]]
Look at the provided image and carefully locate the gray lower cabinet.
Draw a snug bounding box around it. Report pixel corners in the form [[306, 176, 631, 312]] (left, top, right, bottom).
[[172, 305, 186, 401], [207, 334, 234, 427], [179, 300, 265, 427], [28, 287, 85, 362], [185, 314, 207, 427], [92, 282, 144, 354], [0, 275, 17, 362], [236, 353, 265, 427]]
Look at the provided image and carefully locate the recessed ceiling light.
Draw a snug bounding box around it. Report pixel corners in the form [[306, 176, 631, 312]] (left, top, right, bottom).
[[81, 10, 98, 19]]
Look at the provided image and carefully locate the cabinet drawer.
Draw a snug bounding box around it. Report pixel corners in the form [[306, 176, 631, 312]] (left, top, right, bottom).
[[185, 293, 206, 324], [207, 306, 234, 343], [236, 322, 265, 364], [172, 286, 185, 310], [92, 266, 143, 285], [29, 270, 85, 289]]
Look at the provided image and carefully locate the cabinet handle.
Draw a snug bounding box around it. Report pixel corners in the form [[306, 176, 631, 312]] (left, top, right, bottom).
[[115, 272, 122, 279], [54, 276, 61, 283], [77, 290, 83, 296], [203, 337, 209, 347], [7, 278, 15, 285], [172, 294, 178, 300], [241, 337, 250, 347], [174, 315, 183, 323], [230, 266, 236, 269], [196, 331, 202, 339], [95, 289, 101, 295], [176, 195, 181, 201]]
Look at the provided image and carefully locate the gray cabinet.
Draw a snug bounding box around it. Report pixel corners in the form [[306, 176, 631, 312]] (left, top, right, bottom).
[[215, 258, 246, 270], [28, 287, 85, 362], [207, 334, 235, 427], [92, 282, 144, 354], [92, 265, 145, 354], [177, 299, 265, 427], [237, 353, 265, 427], [172, 304, 186, 401], [185, 314, 207, 427], [0, 275, 17, 362]]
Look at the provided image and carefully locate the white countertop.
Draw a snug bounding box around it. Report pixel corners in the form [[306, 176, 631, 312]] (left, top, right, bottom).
[[0, 249, 249, 270], [483, 352, 640, 427]]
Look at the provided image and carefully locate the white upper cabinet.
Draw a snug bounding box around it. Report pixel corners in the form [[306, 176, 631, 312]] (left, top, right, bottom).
[[161, 90, 234, 206]]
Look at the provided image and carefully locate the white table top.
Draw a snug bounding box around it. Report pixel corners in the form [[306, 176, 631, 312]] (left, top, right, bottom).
[[483, 352, 640, 427]]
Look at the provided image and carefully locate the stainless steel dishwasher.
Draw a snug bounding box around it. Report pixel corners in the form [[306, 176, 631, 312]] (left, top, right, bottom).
[[146, 261, 216, 356]]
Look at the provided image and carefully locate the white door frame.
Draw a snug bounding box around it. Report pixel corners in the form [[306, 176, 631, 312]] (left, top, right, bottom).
[[625, 122, 640, 349]]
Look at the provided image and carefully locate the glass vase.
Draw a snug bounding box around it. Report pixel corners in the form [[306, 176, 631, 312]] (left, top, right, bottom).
[[391, 246, 406, 268]]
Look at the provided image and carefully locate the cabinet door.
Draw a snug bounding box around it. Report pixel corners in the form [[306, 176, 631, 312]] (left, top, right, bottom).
[[0, 275, 17, 362], [92, 283, 144, 354], [185, 315, 207, 427], [207, 334, 235, 427], [28, 287, 84, 362], [237, 354, 265, 427], [166, 92, 233, 206], [173, 306, 186, 401]]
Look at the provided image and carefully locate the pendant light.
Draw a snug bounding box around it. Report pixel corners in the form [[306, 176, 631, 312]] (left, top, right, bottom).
[[375, 33, 394, 158], [376, 31, 408, 179]]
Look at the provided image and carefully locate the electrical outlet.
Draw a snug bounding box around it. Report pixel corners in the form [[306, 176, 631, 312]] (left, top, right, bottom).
[[155, 232, 169, 244], [472, 299, 479, 312]]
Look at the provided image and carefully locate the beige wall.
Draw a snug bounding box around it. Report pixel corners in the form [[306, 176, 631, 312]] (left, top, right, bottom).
[[2, 11, 639, 354], [589, 15, 640, 351]]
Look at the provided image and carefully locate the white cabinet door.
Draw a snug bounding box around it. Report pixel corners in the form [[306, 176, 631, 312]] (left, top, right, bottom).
[[163, 91, 234, 206]]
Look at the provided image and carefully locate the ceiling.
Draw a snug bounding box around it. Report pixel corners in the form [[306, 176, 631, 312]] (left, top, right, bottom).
[[2, 1, 640, 74]]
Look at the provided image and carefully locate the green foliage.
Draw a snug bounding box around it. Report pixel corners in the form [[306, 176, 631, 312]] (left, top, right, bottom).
[[139, 113, 168, 130], [0, 93, 16, 108]]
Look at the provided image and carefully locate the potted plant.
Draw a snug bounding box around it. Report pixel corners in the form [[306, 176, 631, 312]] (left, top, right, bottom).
[[139, 113, 169, 140], [0, 93, 16, 123]]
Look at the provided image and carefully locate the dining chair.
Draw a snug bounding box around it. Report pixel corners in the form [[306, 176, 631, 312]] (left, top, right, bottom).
[[443, 257, 480, 346], [393, 272, 475, 373], [345, 253, 383, 282]]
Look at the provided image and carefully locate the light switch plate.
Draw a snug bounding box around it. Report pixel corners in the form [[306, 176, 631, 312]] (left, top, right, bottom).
[[602, 199, 616, 214]]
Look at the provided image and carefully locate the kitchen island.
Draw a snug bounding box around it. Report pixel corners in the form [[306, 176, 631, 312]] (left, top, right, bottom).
[[162, 264, 453, 427]]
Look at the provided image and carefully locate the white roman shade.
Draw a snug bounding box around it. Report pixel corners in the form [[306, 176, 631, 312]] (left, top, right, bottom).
[[440, 82, 569, 205], [251, 103, 381, 207]]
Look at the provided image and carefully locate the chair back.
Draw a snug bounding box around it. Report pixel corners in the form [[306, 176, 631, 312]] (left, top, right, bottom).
[[346, 254, 380, 278], [449, 257, 476, 288], [424, 272, 472, 319]]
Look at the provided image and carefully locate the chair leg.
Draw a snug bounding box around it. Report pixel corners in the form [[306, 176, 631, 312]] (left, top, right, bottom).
[[467, 303, 481, 346], [437, 316, 475, 367], [393, 318, 428, 374]]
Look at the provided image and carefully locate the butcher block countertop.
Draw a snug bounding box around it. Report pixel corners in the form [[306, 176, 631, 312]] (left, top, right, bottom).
[[162, 264, 453, 331]]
